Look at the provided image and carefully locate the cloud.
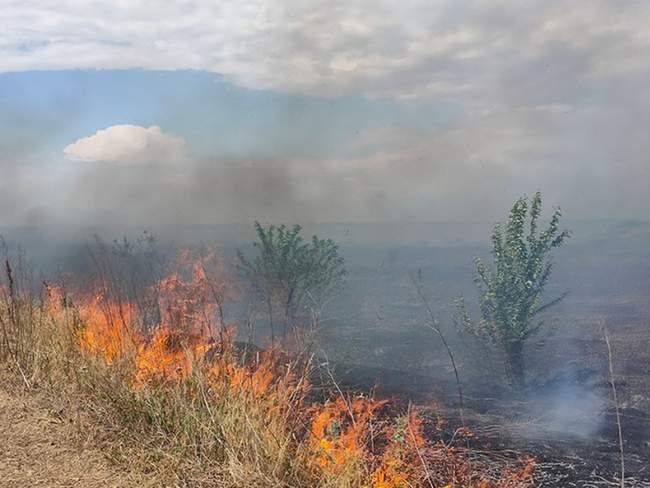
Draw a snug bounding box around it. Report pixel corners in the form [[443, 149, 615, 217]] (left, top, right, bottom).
[[63, 125, 185, 162], [2, 2, 650, 225], [2, 1, 649, 102]]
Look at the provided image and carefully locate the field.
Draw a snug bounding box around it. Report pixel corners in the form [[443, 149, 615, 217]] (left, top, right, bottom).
[[1, 220, 649, 486]]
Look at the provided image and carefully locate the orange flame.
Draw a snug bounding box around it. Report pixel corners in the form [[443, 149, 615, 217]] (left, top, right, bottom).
[[134, 327, 211, 384], [78, 294, 139, 362], [370, 409, 426, 488], [158, 248, 231, 336], [309, 396, 386, 471], [78, 248, 232, 378]]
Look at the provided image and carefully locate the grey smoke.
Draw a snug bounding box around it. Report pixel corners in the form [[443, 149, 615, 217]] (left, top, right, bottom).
[[518, 381, 606, 440]]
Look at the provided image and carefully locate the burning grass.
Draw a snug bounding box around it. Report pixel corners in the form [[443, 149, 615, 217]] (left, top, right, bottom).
[[0, 251, 535, 487]]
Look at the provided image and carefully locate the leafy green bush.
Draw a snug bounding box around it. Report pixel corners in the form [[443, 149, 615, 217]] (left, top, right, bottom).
[[237, 222, 346, 341], [457, 192, 570, 388]]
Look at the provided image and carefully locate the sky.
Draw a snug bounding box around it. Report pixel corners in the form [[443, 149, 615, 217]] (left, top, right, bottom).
[[1, 0, 649, 227]]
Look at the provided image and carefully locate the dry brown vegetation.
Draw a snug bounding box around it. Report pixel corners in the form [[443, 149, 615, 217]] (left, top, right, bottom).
[[0, 387, 146, 487], [0, 248, 535, 487]]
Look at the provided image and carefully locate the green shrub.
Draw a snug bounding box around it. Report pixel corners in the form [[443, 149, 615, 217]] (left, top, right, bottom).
[[457, 192, 570, 388], [237, 222, 346, 341]]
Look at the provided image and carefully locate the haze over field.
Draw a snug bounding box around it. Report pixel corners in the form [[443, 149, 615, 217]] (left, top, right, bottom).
[[2, 1, 650, 229]]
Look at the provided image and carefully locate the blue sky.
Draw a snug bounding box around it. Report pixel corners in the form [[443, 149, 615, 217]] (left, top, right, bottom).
[[1, 70, 457, 160], [1, 1, 649, 226]]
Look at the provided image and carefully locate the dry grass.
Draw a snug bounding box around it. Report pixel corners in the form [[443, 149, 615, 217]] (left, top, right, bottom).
[[0, 385, 146, 488]]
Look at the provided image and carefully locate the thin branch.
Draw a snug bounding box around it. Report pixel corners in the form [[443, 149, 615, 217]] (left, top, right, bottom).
[[410, 273, 465, 427], [320, 350, 356, 425], [531, 291, 569, 317], [406, 403, 435, 488], [602, 321, 625, 488]]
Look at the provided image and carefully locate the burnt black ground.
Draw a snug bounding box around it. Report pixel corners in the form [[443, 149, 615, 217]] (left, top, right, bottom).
[[329, 362, 650, 486]]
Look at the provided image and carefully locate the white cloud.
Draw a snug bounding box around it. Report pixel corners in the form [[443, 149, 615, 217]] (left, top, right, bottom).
[[2, 1, 649, 101], [63, 125, 185, 162]]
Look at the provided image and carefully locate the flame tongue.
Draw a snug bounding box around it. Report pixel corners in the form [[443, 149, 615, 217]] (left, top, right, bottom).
[[77, 249, 228, 382], [78, 295, 139, 363], [134, 326, 211, 385]]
